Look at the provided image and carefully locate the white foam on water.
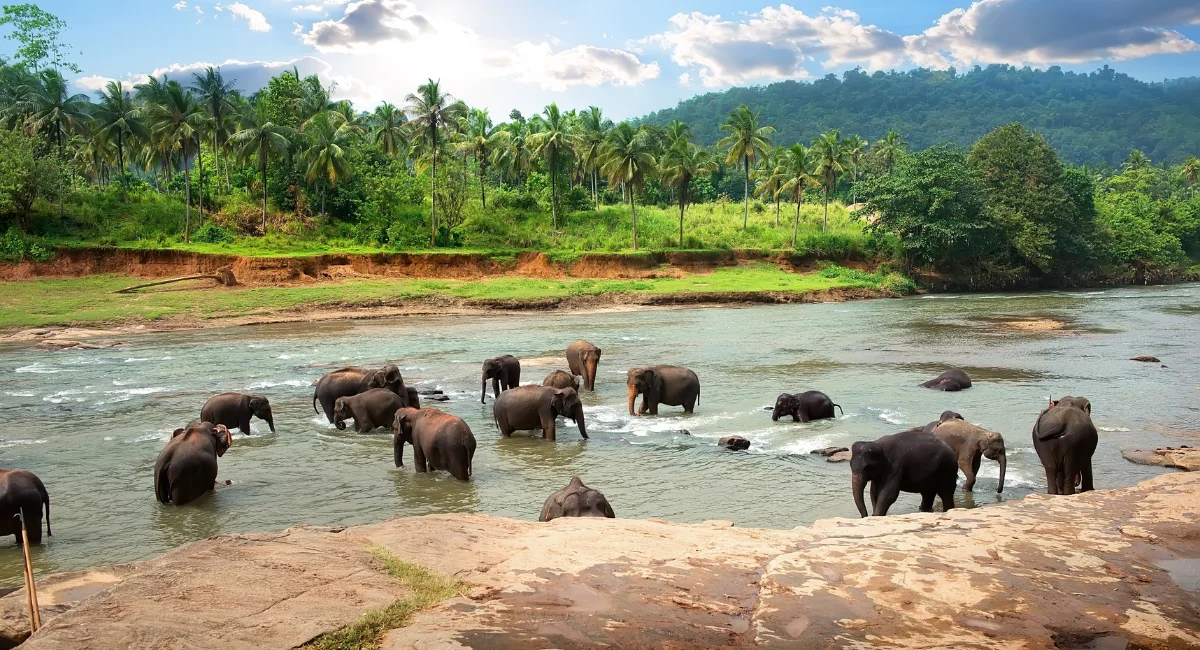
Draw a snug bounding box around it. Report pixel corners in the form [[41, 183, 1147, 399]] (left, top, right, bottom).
[[277, 354, 294, 359], [103, 436, 114, 441], [770, 433, 839, 456], [123, 356, 172, 363], [4, 391, 34, 397], [130, 431, 172, 444], [43, 389, 91, 404], [619, 336, 650, 341], [15, 363, 71, 374], [246, 379, 310, 390], [1097, 426, 1131, 432], [0, 439, 47, 449], [866, 406, 907, 426], [973, 465, 1038, 489], [97, 386, 170, 404], [112, 379, 133, 386]]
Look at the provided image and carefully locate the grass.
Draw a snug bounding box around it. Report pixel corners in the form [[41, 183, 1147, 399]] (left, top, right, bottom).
[[303, 545, 466, 650], [0, 263, 907, 330]]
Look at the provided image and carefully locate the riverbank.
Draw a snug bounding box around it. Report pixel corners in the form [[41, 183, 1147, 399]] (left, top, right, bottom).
[[2, 471, 1196, 649]]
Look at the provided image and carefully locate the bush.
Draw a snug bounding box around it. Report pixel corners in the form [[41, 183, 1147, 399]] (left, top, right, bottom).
[[0, 227, 52, 262], [491, 187, 539, 211], [562, 186, 592, 213]]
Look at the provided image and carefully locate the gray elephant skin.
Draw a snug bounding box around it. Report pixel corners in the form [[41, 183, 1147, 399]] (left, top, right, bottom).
[[493, 385, 587, 441], [851, 428, 958, 516], [539, 476, 615, 522], [393, 407, 476, 481], [0, 469, 51, 544], [626, 365, 700, 416], [481, 355, 521, 403], [201, 392, 275, 434], [566, 340, 602, 391], [543, 369, 580, 391], [333, 388, 406, 432], [313, 364, 408, 423], [154, 422, 232, 506], [772, 391, 842, 422], [920, 368, 972, 391], [932, 419, 1007, 492], [1033, 396, 1099, 495]]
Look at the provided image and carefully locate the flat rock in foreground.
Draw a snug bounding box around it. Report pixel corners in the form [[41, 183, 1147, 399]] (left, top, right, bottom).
[[4, 473, 1198, 649]]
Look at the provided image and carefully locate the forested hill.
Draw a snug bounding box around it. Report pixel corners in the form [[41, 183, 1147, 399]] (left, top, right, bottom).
[[641, 65, 1200, 166]]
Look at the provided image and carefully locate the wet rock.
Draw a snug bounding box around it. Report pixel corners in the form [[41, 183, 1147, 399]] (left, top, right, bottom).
[[424, 394, 450, 402], [675, 429, 691, 436], [718, 436, 750, 451], [1130, 355, 1160, 363], [1121, 447, 1200, 471], [809, 446, 849, 457], [826, 450, 853, 463], [417, 389, 445, 396], [35, 339, 122, 350]]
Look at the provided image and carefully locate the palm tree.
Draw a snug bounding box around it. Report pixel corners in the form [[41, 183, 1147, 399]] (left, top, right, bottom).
[[752, 146, 786, 226], [874, 130, 906, 174], [369, 102, 407, 158], [18, 69, 89, 214], [301, 112, 353, 216], [661, 142, 717, 247], [92, 81, 146, 203], [779, 143, 815, 248], [457, 107, 498, 208], [1183, 156, 1200, 198], [716, 105, 774, 228], [842, 134, 868, 205], [811, 130, 847, 233], [600, 122, 655, 250], [405, 79, 463, 246], [190, 66, 237, 197], [527, 102, 571, 229], [491, 120, 531, 187], [143, 80, 205, 240], [573, 106, 608, 209], [1123, 149, 1151, 173], [229, 98, 295, 232]]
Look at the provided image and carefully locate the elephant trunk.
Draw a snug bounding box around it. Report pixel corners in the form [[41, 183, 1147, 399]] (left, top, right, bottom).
[[263, 410, 276, 433], [771, 405, 782, 422], [574, 404, 588, 440], [394, 436, 404, 467], [851, 472, 868, 518], [627, 385, 638, 416], [334, 418, 346, 431], [481, 375, 488, 404], [585, 359, 597, 391], [996, 451, 1007, 493]]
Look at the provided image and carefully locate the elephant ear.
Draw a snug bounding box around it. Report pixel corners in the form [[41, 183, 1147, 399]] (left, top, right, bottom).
[[552, 389, 568, 412], [171, 427, 186, 439], [212, 424, 232, 456]]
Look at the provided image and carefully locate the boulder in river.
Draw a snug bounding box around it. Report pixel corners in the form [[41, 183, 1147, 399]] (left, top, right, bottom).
[[1130, 355, 1160, 363], [826, 450, 853, 463], [1121, 447, 1200, 471], [810, 446, 849, 457], [718, 436, 750, 451]]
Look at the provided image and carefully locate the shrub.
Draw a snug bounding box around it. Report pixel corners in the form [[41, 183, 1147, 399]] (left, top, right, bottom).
[[193, 222, 236, 244], [0, 227, 52, 262]]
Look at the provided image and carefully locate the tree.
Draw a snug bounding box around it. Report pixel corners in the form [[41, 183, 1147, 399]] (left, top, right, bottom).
[[779, 143, 815, 248], [229, 98, 295, 232], [190, 66, 237, 197], [811, 129, 847, 233], [527, 102, 570, 229], [405, 79, 463, 246], [716, 105, 773, 228], [0, 4, 78, 73], [1122, 149, 1150, 172], [91, 81, 145, 203], [661, 142, 717, 247], [751, 146, 786, 226], [601, 122, 655, 250], [369, 102, 407, 158], [17, 68, 87, 215], [300, 112, 353, 216], [573, 106, 608, 209], [143, 79, 204, 241], [1180, 156, 1198, 198], [456, 107, 498, 208], [0, 126, 60, 229], [843, 134, 868, 204], [873, 130, 906, 174]]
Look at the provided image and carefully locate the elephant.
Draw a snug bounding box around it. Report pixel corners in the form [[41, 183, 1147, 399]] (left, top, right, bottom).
[[154, 422, 232, 506], [405, 387, 421, 410], [850, 428, 958, 517], [1032, 396, 1098, 495], [933, 419, 1007, 492], [0, 469, 51, 545], [626, 366, 700, 416], [914, 410, 964, 433], [771, 391, 843, 422], [543, 369, 580, 391], [539, 476, 615, 522], [493, 385, 587, 441], [566, 340, 602, 391], [920, 368, 972, 391], [333, 388, 406, 433], [313, 364, 408, 423], [481, 355, 521, 404], [200, 392, 275, 435], [392, 407, 476, 481]]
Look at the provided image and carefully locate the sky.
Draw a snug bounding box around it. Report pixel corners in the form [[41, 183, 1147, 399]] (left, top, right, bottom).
[[22, 0, 1200, 120]]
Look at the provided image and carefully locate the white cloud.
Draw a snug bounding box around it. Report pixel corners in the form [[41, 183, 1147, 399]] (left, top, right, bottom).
[[301, 0, 434, 52], [485, 42, 660, 91], [292, 21, 304, 35], [228, 2, 271, 32], [172, 1, 187, 10], [76, 75, 116, 92], [678, 72, 690, 85], [194, 5, 203, 14], [292, 4, 324, 12]]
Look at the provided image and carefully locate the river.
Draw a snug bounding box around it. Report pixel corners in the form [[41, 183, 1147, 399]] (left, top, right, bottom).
[[0, 283, 1197, 585]]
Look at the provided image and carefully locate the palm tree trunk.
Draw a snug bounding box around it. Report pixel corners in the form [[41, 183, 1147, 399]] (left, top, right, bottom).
[[56, 127, 64, 217], [823, 187, 829, 234], [678, 189, 686, 249], [851, 165, 857, 205], [743, 158, 749, 229], [261, 155, 268, 233], [117, 134, 127, 203], [631, 191, 638, 251], [792, 199, 801, 248], [775, 198, 780, 227], [430, 137, 438, 247], [549, 151, 558, 230], [593, 169, 599, 210], [196, 140, 204, 223], [213, 133, 221, 199], [184, 160, 192, 243]]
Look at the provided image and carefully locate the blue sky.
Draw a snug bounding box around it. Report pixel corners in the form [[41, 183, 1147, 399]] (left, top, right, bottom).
[[22, 0, 1200, 119]]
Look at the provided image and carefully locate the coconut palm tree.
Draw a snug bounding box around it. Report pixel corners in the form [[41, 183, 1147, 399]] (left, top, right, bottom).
[[300, 112, 354, 216], [842, 134, 868, 205], [143, 80, 205, 240], [527, 102, 571, 229], [457, 107, 498, 208], [600, 122, 655, 250], [752, 146, 787, 226], [716, 105, 774, 229], [369, 102, 407, 158], [811, 130, 847, 233], [573, 106, 608, 209], [229, 98, 295, 232], [1123, 149, 1151, 173], [190, 66, 237, 197], [491, 119, 532, 187], [779, 143, 815, 248], [661, 142, 717, 248], [1183, 156, 1200, 198], [873, 130, 906, 174], [404, 78, 463, 246], [92, 81, 146, 203], [17, 68, 89, 214]]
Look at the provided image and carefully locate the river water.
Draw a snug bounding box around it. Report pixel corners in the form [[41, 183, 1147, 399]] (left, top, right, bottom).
[[0, 284, 1197, 585]]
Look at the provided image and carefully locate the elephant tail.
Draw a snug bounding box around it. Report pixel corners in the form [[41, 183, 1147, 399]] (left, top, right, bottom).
[[833, 403, 843, 415], [154, 463, 171, 504], [33, 475, 50, 537], [312, 390, 319, 414]]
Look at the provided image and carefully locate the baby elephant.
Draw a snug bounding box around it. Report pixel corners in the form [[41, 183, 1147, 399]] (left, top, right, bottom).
[[154, 422, 232, 506], [0, 469, 51, 544], [933, 419, 1007, 492], [393, 407, 476, 481], [333, 388, 406, 432], [543, 369, 580, 391], [539, 476, 615, 522], [772, 391, 842, 422], [920, 368, 972, 391], [481, 355, 521, 403], [201, 392, 275, 435]]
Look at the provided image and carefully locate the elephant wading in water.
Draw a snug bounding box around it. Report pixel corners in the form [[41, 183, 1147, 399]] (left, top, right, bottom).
[[1033, 396, 1099, 495], [921, 369, 972, 391], [543, 369, 580, 391], [932, 419, 1007, 492], [493, 385, 587, 441], [851, 429, 958, 516], [313, 364, 408, 423], [333, 389, 406, 432], [566, 340, 602, 391], [201, 392, 275, 435], [482, 355, 521, 404], [539, 476, 615, 522], [627, 366, 700, 416], [772, 391, 842, 422], [0, 469, 51, 544], [393, 407, 476, 481], [154, 422, 232, 506]]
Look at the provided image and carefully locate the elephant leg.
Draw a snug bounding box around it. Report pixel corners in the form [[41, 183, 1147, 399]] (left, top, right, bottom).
[[869, 481, 881, 509], [961, 453, 979, 492], [449, 453, 469, 480], [1061, 456, 1080, 496], [919, 491, 935, 512], [873, 481, 901, 516], [542, 415, 557, 441], [413, 446, 428, 473], [683, 396, 695, 414], [1079, 461, 1095, 493], [240, 417, 252, 435], [1042, 463, 1060, 495], [321, 397, 337, 423], [791, 413, 800, 422], [798, 410, 810, 423], [938, 482, 956, 512]]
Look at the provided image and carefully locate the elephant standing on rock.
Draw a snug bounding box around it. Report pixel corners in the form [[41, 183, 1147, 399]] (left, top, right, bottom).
[[772, 391, 842, 422], [850, 429, 958, 517], [0, 469, 50, 544], [393, 408, 476, 481], [543, 369, 580, 391], [493, 386, 587, 441], [313, 364, 409, 423], [627, 366, 700, 416], [201, 392, 275, 435], [933, 419, 1007, 492], [566, 340, 602, 391], [539, 476, 615, 522], [333, 389, 406, 432], [921, 369, 972, 391], [481, 355, 521, 403], [154, 422, 232, 506], [1033, 396, 1098, 495]]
